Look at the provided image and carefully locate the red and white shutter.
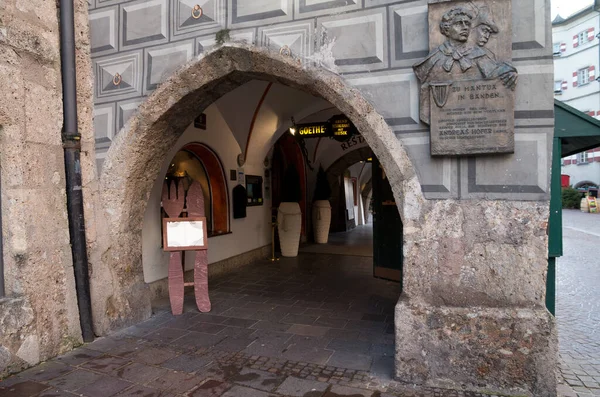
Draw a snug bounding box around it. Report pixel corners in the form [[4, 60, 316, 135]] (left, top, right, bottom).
[[573, 34, 579, 47], [588, 28, 595, 41], [573, 71, 578, 87], [560, 43, 567, 52], [589, 65, 596, 80], [562, 81, 568, 91]]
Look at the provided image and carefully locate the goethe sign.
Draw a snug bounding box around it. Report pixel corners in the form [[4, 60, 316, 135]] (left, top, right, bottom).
[[293, 115, 358, 141], [298, 124, 328, 137]]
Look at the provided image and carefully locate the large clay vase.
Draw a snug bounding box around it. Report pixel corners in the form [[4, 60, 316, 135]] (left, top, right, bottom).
[[277, 202, 302, 257], [312, 200, 331, 244]]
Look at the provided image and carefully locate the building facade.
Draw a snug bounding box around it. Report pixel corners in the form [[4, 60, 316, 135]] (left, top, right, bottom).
[[0, 0, 558, 395], [553, 6, 600, 188]]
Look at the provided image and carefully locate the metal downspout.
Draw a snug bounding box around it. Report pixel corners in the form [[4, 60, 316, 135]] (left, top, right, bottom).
[[59, 0, 94, 342], [0, 168, 4, 298]]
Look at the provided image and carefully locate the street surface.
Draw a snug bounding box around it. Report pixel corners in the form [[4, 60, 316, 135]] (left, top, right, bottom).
[[557, 210, 600, 396]]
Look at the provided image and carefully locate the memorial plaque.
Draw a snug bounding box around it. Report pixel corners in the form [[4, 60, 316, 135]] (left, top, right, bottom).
[[430, 80, 514, 155], [413, 0, 517, 156]]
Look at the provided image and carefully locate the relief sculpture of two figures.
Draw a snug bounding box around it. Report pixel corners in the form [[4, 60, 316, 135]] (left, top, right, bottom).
[[414, 2, 518, 123], [414, 0, 518, 156]]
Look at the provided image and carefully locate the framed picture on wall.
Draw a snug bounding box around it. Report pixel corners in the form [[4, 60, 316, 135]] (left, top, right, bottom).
[[246, 175, 264, 206], [162, 217, 208, 251]]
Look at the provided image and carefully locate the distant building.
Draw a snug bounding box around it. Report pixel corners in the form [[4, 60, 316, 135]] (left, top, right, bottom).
[[553, 6, 600, 188]]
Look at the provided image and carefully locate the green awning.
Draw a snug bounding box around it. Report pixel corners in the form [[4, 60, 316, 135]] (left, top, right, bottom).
[[549, 100, 600, 260], [554, 99, 600, 157]]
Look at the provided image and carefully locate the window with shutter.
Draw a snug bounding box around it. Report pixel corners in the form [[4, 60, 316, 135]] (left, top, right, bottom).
[[577, 68, 590, 86], [554, 81, 562, 94], [553, 43, 561, 56], [577, 151, 589, 164]]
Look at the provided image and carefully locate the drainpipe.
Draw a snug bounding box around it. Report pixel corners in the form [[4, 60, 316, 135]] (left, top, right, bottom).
[[0, 169, 4, 298], [59, 0, 94, 342]]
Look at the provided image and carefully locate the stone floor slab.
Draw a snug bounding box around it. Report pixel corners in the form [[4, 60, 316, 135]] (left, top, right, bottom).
[[75, 375, 132, 397], [115, 384, 176, 397], [221, 385, 273, 397], [128, 346, 178, 365], [38, 387, 79, 396], [16, 362, 74, 382], [282, 345, 333, 365], [327, 339, 371, 355], [276, 376, 329, 396], [80, 355, 130, 374], [230, 367, 285, 392], [324, 385, 374, 396], [0, 380, 50, 396], [189, 379, 232, 396], [113, 362, 169, 384], [54, 348, 104, 367], [145, 370, 206, 394], [46, 369, 105, 391], [171, 331, 226, 350], [161, 353, 213, 372], [287, 324, 331, 337], [326, 352, 372, 371]]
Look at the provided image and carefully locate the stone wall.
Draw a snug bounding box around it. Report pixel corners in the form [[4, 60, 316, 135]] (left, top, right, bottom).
[[396, 200, 557, 396], [0, 0, 89, 377], [88, 0, 554, 203]]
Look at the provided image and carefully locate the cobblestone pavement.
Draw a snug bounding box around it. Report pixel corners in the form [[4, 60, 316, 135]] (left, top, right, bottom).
[[2, 253, 511, 397], [557, 210, 600, 397]]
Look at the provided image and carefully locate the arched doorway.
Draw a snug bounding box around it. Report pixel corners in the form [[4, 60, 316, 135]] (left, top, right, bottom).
[[85, 45, 556, 396], [93, 46, 422, 336]]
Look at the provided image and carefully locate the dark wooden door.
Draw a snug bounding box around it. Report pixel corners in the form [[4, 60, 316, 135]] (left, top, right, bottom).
[[372, 157, 403, 285]]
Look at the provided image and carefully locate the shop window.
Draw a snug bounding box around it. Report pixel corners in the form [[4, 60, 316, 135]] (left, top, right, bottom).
[[162, 144, 230, 237]]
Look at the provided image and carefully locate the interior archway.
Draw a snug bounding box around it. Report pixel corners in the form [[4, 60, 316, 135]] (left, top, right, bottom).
[[93, 44, 425, 335]]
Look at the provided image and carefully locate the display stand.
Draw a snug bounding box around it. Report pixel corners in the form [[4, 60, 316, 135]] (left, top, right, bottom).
[[161, 180, 211, 315]]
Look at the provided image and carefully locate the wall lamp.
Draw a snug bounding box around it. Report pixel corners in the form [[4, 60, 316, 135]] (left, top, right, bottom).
[[289, 117, 297, 135]]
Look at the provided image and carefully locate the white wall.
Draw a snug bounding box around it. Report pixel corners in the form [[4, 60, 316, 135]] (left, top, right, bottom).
[[142, 104, 272, 283], [553, 11, 600, 114], [562, 162, 600, 187]]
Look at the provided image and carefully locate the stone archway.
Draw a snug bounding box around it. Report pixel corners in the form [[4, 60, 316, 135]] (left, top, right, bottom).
[[91, 44, 425, 336], [88, 44, 557, 396]]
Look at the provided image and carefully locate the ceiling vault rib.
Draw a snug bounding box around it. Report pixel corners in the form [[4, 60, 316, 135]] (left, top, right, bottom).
[[244, 82, 273, 163]]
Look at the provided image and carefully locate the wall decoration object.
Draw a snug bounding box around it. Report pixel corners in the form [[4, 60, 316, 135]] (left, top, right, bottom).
[[233, 184, 247, 219], [194, 113, 207, 129], [413, 0, 517, 156], [246, 175, 264, 206]]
